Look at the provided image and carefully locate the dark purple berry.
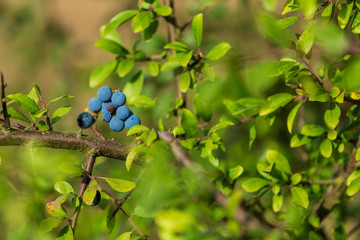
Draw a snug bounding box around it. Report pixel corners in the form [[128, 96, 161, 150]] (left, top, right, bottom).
[[77, 112, 94, 129]]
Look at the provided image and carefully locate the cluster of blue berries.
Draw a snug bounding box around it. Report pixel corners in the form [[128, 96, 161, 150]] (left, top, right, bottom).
[[77, 86, 141, 132]]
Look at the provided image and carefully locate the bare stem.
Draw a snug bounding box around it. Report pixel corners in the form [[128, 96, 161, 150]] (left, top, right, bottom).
[[95, 183, 147, 239], [1, 73, 10, 130], [71, 155, 97, 233]]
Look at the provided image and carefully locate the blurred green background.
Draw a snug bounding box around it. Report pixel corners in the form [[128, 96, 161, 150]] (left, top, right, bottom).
[[1, 0, 360, 239]]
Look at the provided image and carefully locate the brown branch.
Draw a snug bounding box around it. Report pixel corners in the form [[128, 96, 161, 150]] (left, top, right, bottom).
[[299, 59, 323, 86], [0, 129, 130, 160], [1, 73, 10, 130], [95, 182, 147, 239], [71, 155, 96, 232]]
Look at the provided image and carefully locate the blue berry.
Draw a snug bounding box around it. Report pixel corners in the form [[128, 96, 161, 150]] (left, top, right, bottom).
[[116, 106, 131, 120], [91, 191, 101, 206], [97, 86, 112, 102], [110, 117, 124, 132], [77, 112, 94, 129], [111, 91, 126, 106], [88, 97, 102, 113], [102, 101, 116, 114], [102, 111, 112, 123], [125, 115, 141, 130]]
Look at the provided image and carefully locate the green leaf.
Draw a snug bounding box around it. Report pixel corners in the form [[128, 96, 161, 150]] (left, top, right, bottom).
[[320, 139, 332, 158], [128, 95, 155, 108], [89, 60, 117, 88], [209, 121, 234, 135], [145, 61, 160, 77], [32, 83, 42, 96], [351, 12, 360, 34], [259, 93, 294, 116], [291, 173, 302, 185], [347, 170, 360, 186], [123, 71, 144, 98], [356, 148, 360, 161], [343, 59, 360, 92], [40, 217, 63, 233], [169, 51, 193, 67], [208, 154, 219, 167], [54, 181, 74, 195], [127, 125, 149, 135], [146, 129, 158, 146], [356, 0, 360, 9], [287, 102, 303, 134], [181, 109, 199, 137], [272, 194, 283, 212], [46, 201, 67, 218], [347, 177, 360, 196], [249, 121, 256, 150], [52, 105, 72, 124], [104, 10, 138, 35], [242, 178, 269, 192], [160, 62, 182, 71], [324, 102, 341, 129], [266, 150, 292, 175], [28, 87, 38, 104], [83, 180, 98, 205], [155, 5, 172, 16], [32, 108, 48, 118], [179, 71, 191, 93], [38, 120, 50, 131], [131, 11, 153, 33], [338, 2, 354, 29], [192, 13, 203, 47], [94, 39, 128, 55], [7, 107, 31, 123], [299, 0, 317, 17], [268, 60, 296, 77], [164, 42, 189, 53], [299, 74, 330, 102], [141, 20, 158, 40], [301, 124, 325, 137], [272, 184, 280, 194], [193, 94, 212, 122], [115, 232, 132, 240], [228, 165, 244, 180], [275, 16, 299, 29], [282, 0, 301, 15], [117, 59, 135, 77], [291, 186, 309, 209], [290, 134, 311, 148], [206, 42, 231, 61], [7, 93, 40, 113], [103, 178, 136, 192], [321, 3, 334, 21], [330, 87, 341, 98], [56, 225, 74, 240], [296, 22, 314, 57], [201, 63, 215, 81], [48, 95, 74, 105], [126, 145, 144, 171]]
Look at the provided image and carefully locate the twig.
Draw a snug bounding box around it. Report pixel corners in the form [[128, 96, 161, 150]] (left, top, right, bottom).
[[71, 155, 97, 233], [348, 222, 360, 238], [92, 127, 107, 140], [299, 59, 323, 86], [95, 183, 147, 239], [39, 95, 53, 131], [109, 189, 134, 220], [1, 73, 10, 130]]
